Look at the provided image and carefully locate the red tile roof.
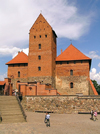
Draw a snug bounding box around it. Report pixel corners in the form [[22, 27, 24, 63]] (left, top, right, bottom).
[[6, 51, 28, 65], [0, 81, 5, 85], [56, 44, 91, 61], [89, 79, 98, 95]]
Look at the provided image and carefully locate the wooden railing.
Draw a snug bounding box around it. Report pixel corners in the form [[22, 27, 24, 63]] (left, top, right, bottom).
[[16, 93, 27, 121]]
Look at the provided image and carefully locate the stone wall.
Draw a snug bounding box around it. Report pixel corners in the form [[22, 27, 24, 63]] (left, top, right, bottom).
[[11, 78, 28, 89], [56, 76, 89, 95], [27, 76, 55, 88], [22, 95, 100, 114]]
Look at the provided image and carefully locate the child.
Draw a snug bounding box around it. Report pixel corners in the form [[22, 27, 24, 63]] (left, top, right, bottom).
[[94, 111, 97, 121]]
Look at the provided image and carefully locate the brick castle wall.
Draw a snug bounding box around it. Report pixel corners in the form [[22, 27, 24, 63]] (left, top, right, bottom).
[[56, 60, 90, 95]]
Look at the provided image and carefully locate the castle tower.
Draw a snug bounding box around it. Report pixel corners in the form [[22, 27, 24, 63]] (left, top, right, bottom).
[[28, 14, 57, 88], [56, 44, 91, 95]]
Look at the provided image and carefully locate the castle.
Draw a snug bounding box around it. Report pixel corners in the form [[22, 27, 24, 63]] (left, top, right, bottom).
[[3, 13, 97, 96]]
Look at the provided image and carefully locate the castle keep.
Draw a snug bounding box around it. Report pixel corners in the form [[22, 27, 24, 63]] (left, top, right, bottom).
[[5, 14, 97, 96]]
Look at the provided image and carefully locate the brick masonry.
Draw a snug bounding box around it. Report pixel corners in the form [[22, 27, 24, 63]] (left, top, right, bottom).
[[22, 96, 100, 114], [6, 14, 92, 96]]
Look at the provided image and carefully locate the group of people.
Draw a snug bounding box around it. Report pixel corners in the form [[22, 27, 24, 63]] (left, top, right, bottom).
[[90, 110, 98, 121], [44, 112, 50, 127]]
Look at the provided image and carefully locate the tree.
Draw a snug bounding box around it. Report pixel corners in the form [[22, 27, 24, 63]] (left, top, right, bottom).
[[91, 80, 100, 95]]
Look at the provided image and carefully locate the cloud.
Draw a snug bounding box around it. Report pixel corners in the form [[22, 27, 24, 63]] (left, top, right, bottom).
[[0, 72, 7, 81], [90, 68, 100, 84], [89, 51, 100, 59], [12, 48, 29, 58], [98, 63, 100, 67], [0, 47, 20, 57], [0, 0, 94, 57]]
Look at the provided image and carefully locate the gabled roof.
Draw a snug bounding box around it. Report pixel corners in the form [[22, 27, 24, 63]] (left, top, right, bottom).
[[56, 44, 91, 61], [30, 13, 52, 31], [6, 51, 28, 65], [0, 81, 5, 85], [30, 13, 57, 37]]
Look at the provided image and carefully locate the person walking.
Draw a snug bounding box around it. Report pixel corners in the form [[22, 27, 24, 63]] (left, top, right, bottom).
[[46, 112, 50, 127], [44, 112, 47, 123], [0, 112, 2, 123], [90, 110, 94, 120], [94, 111, 97, 121]]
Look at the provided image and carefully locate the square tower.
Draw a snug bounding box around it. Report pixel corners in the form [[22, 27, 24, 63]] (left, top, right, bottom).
[[28, 14, 57, 88]]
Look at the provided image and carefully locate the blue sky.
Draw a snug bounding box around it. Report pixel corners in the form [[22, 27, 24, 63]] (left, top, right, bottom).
[[0, 0, 100, 83]]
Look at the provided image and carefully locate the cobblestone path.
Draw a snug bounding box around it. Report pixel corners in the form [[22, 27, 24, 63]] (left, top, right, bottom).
[[0, 112, 100, 134]]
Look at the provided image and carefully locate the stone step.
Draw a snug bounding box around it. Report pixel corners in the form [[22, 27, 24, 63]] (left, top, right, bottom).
[[2, 117, 25, 123], [0, 105, 21, 109], [0, 96, 16, 100], [2, 114, 24, 119], [0, 109, 21, 113], [1, 111, 22, 115], [0, 105, 20, 108], [0, 99, 17, 101], [0, 96, 26, 123], [0, 102, 19, 105]]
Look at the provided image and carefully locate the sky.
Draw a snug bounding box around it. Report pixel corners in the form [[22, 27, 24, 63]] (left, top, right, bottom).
[[0, 0, 100, 83]]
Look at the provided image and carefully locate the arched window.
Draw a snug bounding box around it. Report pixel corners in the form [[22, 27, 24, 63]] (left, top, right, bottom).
[[18, 71, 20, 77], [70, 70, 73, 75], [70, 82, 73, 88]]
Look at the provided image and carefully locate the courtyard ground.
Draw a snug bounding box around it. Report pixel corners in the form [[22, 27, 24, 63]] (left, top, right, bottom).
[[0, 112, 100, 134]]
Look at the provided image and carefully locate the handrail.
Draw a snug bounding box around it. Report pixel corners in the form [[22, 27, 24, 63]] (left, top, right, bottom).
[[16, 93, 27, 121]]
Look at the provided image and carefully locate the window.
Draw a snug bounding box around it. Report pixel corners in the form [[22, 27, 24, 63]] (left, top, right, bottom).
[[70, 82, 73, 88], [39, 35, 41, 38], [24, 63, 28, 66], [45, 34, 47, 38], [38, 66, 41, 71], [34, 36, 36, 39], [70, 70, 73, 75], [67, 61, 69, 64], [38, 55, 41, 60], [18, 71, 20, 77], [74, 61, 76, 64], [18, 64, 20, 67], [81, 60, 83, 63], [60, 61, 62, 64], [39, 44, 41, 49]]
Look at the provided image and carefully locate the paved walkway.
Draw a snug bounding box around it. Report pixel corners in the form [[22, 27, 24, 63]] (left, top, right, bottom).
[[0, 112, 100, 134]]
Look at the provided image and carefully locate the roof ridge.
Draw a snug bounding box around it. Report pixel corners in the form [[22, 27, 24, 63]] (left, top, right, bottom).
[[56, 44, 91, 61], [30, 13, 52, 31], [6, 51, 28, 65]]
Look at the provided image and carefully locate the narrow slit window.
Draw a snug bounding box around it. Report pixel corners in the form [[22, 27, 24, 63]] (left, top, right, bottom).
[[70, 82, 73, 88], [70, 70, 73, 75], [45, 35, 47, 38], [38, 66, 41, 71], [38, 55, 41, 60], [18, 71, 20, 77], [39, 44, 41, 49]]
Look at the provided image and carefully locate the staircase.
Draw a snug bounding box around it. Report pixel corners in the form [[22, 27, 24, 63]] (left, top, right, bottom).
[[0, 96, 26, 123]]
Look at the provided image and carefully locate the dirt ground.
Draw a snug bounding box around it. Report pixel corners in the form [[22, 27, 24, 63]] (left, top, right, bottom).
[[0, 112, 100, 134]]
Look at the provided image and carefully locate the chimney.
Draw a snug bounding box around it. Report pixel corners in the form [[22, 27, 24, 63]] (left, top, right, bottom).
[[18, 51, 20, 54], [61, 49, 63, 54]]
